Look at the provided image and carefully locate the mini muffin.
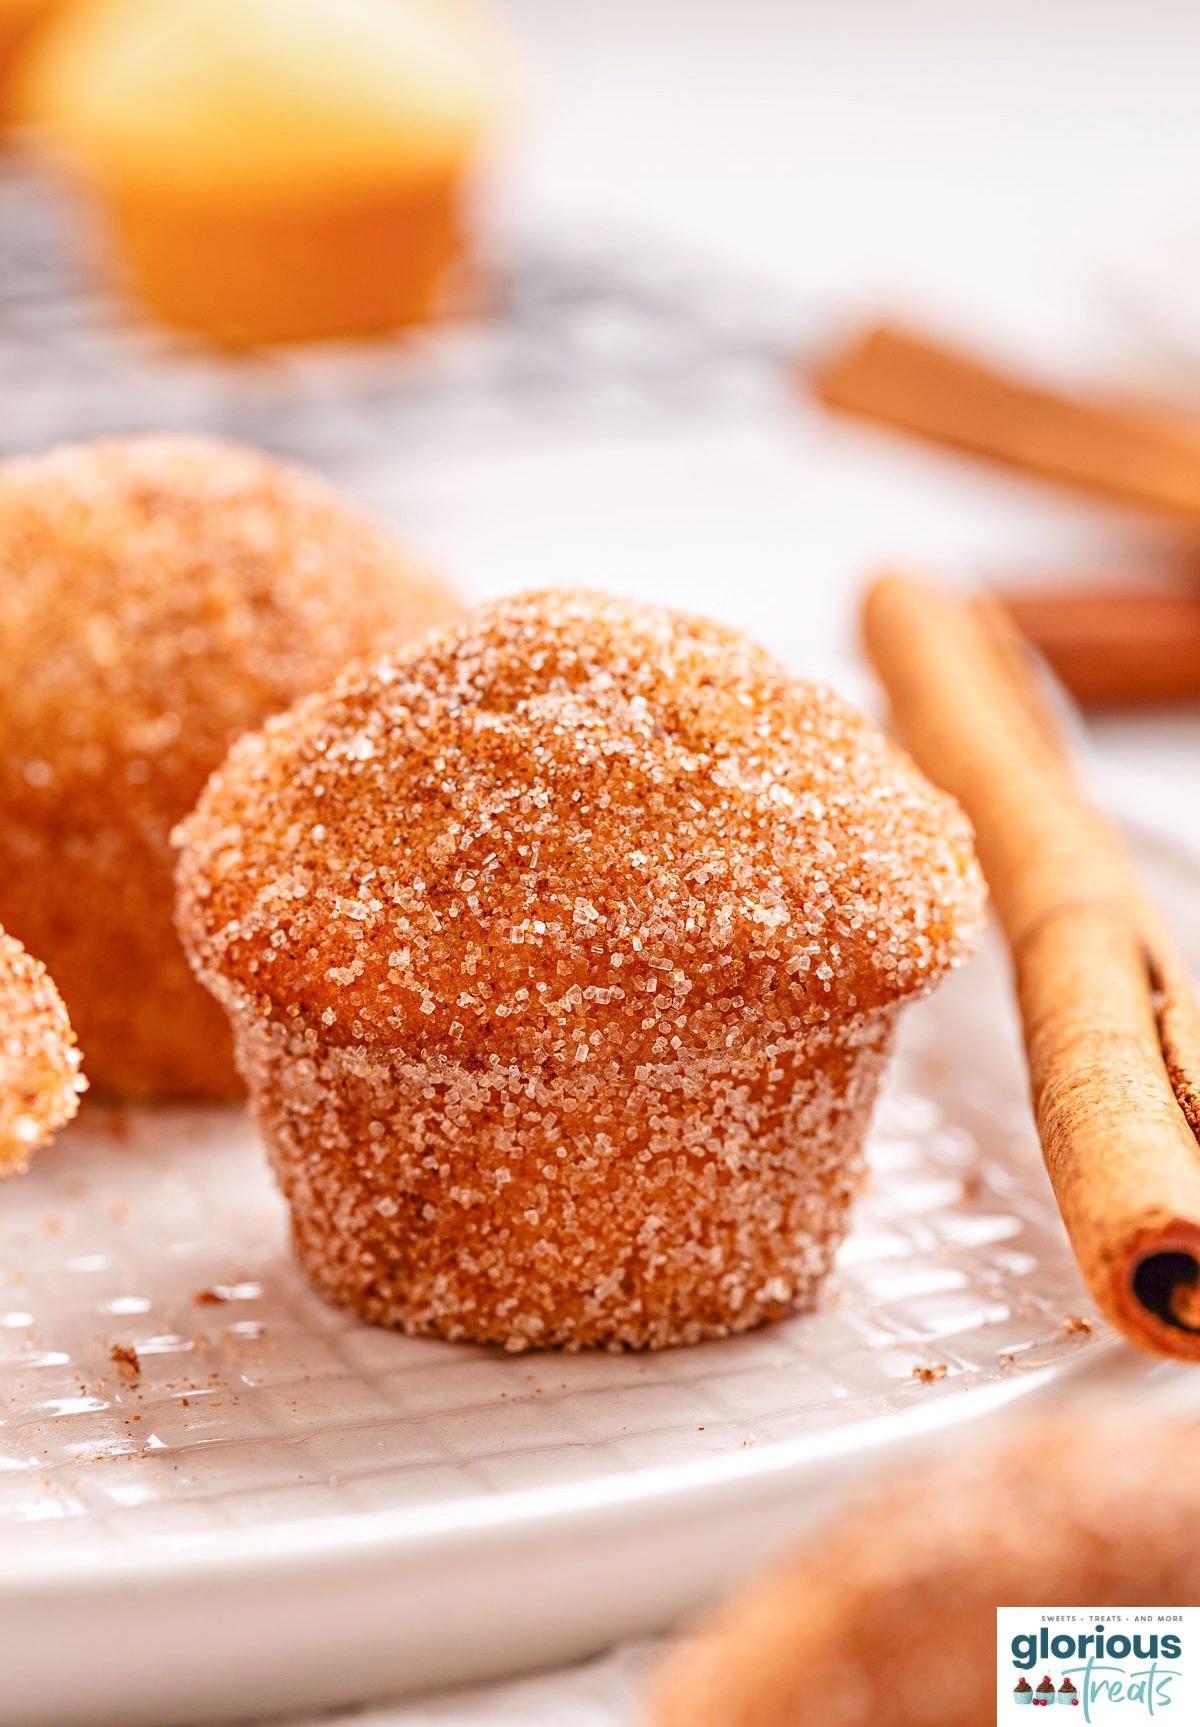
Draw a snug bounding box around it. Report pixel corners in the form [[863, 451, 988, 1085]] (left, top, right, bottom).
[[19, 0, 509, 344], [647, 1420, 1200, 1727], [178, 591, 983, 1349], [0, 924, 83, 1177], [0, 435, 458, 1100]]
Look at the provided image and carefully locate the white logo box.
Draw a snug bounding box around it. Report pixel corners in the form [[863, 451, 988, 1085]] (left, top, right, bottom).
[[998, 1608, 1199, 1719]]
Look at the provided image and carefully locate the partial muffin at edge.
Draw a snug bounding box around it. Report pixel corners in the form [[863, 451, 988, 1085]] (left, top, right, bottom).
[[0, 923, 84, 1177]]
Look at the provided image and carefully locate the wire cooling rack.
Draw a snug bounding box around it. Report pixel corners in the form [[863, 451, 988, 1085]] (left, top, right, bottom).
[[0, 158, 809, 478]]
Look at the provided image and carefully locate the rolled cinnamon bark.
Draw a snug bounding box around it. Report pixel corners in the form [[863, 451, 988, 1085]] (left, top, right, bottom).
[[863, 571, 1200, 1359], [999, 583, 1200, 709], [816, 322, 1200, 526]]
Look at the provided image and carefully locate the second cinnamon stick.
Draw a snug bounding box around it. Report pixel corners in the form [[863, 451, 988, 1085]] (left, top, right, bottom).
[[817, 322, 1200, 527]]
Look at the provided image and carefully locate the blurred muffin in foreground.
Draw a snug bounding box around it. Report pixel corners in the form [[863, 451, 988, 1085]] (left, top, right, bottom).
[[648, 1420, 1200, 1727], [18, 0, 510, 344], [0, 435, 458, 1100], [177, 590, 983, 1350], [0, 924, 83, 1178]]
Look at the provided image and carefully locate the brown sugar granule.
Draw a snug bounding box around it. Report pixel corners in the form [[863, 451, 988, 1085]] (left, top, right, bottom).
[[109, 1342, 140, 1382], [0, 434, 458, 1099], [177, 589, 985, 1350], [648, 1420, 1200, 1727], [911, 1362, 948, 1384], [0, 924, 84, 1178]]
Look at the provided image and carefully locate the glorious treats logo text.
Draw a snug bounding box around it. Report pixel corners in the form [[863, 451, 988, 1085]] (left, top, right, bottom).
[[997, 1610, 1199, 1721]]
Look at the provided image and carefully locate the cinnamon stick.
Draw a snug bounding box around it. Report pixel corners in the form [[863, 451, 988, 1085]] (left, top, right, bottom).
[[862, 570, 1200, 1359], [998, 583, 1200, 709], [816, 322, 1200, 527]]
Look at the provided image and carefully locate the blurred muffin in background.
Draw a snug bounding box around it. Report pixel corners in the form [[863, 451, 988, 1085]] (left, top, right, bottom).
[[18, 0, 511, 345], [0, 435, 459, 1100], [0, 0, 60, 125]]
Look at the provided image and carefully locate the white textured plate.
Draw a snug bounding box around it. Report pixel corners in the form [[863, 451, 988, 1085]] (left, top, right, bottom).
[[3, 827, 1192, 1724]]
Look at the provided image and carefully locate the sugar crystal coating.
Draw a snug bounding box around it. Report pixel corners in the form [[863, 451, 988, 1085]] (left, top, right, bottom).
[[178, 589, 985, 1348], [0, 925, 84, 1179], [648, 1420, 1200, 1727], [0, 434, 458, 1098]]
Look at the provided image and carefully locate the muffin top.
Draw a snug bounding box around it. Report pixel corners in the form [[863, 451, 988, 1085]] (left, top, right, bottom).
[[0, 435, 456, 845], [0, 927, 83, 1177], [20, 0, 509, 192], [177, 590, 985, 1067]]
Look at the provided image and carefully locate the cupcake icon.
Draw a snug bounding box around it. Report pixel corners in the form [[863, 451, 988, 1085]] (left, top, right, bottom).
[[1058, 1677, 1079, 1706], [1014, 1676, 1034, 1705], [1036, 1676, 1056, 1706]]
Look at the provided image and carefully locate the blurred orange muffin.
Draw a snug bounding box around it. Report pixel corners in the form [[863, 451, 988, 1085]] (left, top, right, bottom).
[[177, 590, 984, 1350], [0, 924, 83, 1177], [0, 434, 458, 1100], [19, 0, 510, 344], [648, 1420, 1200, 1727], [0, 0, 60, 124]]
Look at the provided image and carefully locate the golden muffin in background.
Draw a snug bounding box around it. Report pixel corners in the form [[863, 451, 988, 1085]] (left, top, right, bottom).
[[18, 0, 511, 345], [0, 435, 459, 1101], [0, 0, 60, 124]]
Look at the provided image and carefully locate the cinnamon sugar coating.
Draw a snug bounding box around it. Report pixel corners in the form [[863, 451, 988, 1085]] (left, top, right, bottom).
[[0, 435, 458, 1099], [0, 925, 84, 1178], [177, 590, 984, 1348], [648, 1420, 1200, 1727]]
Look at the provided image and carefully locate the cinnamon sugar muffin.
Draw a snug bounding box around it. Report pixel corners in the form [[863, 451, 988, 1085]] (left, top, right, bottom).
[[176, 590, 984, 1349], [0, 924, 84, 1177], [19, 0, 509, 344], [0, 435, 457, 1099], [648, 1420, 1200, 1727]]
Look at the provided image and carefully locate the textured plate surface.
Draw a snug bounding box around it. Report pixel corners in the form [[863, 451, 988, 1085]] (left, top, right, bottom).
[[12, 829, 1196, 1569], [0, 913, 1120, 1569], [0, 838, 1192, 1726]]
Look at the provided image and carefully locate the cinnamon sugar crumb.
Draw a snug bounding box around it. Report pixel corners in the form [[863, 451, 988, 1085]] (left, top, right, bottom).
[[110, 1342, 140, 1383]]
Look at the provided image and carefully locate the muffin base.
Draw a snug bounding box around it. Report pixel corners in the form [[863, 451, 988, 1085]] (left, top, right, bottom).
[[97, 170, 466, 346], [230, 1003, 897, 1351]]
